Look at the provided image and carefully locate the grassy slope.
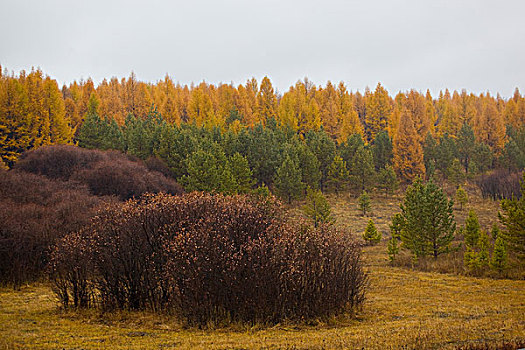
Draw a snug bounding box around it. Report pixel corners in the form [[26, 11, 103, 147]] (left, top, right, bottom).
[[1, 189, 524, 349]]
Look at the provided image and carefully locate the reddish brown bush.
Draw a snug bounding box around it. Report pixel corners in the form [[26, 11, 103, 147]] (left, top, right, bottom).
[[71, 158, 183, 200], [14, 145, 105, 180], [478, 170, 522, 200], [50, 193, 367, 325], [14, 145, 184, 200], [0, 169, 102, 288], [1, 146, 182, 288]]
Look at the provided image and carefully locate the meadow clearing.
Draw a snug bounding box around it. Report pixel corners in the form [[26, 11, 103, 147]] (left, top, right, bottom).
[[1, 191, 524, 350]]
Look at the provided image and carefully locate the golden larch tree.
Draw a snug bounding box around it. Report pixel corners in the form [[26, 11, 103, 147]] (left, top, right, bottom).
[[365, 82, 392, 142], [257, 76, 277, 120], [393, 108, 426, 182]]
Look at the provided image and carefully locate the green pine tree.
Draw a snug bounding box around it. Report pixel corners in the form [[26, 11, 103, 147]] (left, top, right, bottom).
[[252, 184, 270, 199], [423, 133, 438, 178], [390, 213, 405, 238], [348, 145, 376, 191], [363, 219, 381, 245], [464, 209, 481, 248], [305, 129, 336, 192], [455, 185, 468, 210], [387, 235, 400, 263], [101, 116, 124, 150], [477, 230, 490, 268], [436, 133, 457, 176], [274, 154, 304, 204], [499, 172, 525, 262], [76, 112, 104, 149], [490, 222, 500, 240], [229, 152, 255, 193], [181, 145, 236, 194], [456, 123, 476, 173], [388, 213, 404, 263], [302, 187, 335, 227], [464, 247, 480, 272], [371, 130, 393, 170], [400, 178, 456, 259], [377, 165, 399, 196], [447, 158, 465, 187], [501, 139, 525, 171], [490, 235, 508, 273], [327, 155, 349, 193], [296, 142, 322, 190], [123, 110, 164, 160], [358, 190, 371, 216], [471, 143, 493, 174]]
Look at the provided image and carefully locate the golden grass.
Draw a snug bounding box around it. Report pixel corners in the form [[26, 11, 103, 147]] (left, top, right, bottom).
[[2, 242, 524, 349], [1, 187, 523, 349]]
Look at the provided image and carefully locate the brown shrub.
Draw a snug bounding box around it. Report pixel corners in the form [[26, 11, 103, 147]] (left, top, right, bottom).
[[50, 193, 367, 326], [0, 169, 102, 288], [1, 146, 183, 288], [14, 145, 184, 200], [71, 158, 183, 200], [478, 170, 522, 200], [14, 145, 105, 180]]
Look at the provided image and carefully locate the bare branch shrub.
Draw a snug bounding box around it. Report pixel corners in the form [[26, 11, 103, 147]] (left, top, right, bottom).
[[0, 169, 101, 288], [478, 170, 522, 200], [50, 193, 367, 325]]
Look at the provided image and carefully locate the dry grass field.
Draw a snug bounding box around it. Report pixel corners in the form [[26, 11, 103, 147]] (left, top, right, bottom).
[[1, 188, 524, 349]]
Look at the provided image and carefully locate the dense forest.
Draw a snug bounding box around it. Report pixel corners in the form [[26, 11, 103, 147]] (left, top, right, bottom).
[[1, 67, 524, 201]]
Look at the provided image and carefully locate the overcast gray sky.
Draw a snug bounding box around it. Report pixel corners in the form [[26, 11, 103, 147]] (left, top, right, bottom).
[[1, 0, 524, 97]]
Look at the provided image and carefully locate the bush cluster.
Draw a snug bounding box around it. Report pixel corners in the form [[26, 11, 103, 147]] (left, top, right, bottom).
[[0, 169, 101, 287], [478, 170, 522, 200], [14, 145, 183, 200], [50, 192, 367, 326], [1, 145, 183, 287]]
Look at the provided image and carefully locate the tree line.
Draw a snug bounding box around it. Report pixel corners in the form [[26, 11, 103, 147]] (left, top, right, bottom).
[[1, 67, 525, 180], [73, 106, 525, 202]]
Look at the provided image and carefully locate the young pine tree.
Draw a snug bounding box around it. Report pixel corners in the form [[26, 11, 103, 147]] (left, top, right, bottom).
[[358, 190, 371, 216], [181, 146, 237, 194], [463, 247, 480, 272], [455, 185, 468, 210], [490, 222, 500, 240], [302, 187, 335, 228], [387, 235, 400, 263], [498, 172, 525, 262], [77, 112, 104, 149], [387, 214, 404, 263], [296, 143, 322, 190], [400, 178, 455, 259], [363, 219, 381, 245], [456, 123, 476, 173], [477, 230, 490, 269], [490, 235, 508, 273], [464, 209, 481, 249], [371, 130, 393, 170]]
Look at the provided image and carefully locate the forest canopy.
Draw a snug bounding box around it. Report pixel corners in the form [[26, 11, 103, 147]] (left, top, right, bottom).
[[1, 67, 524, 191]]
